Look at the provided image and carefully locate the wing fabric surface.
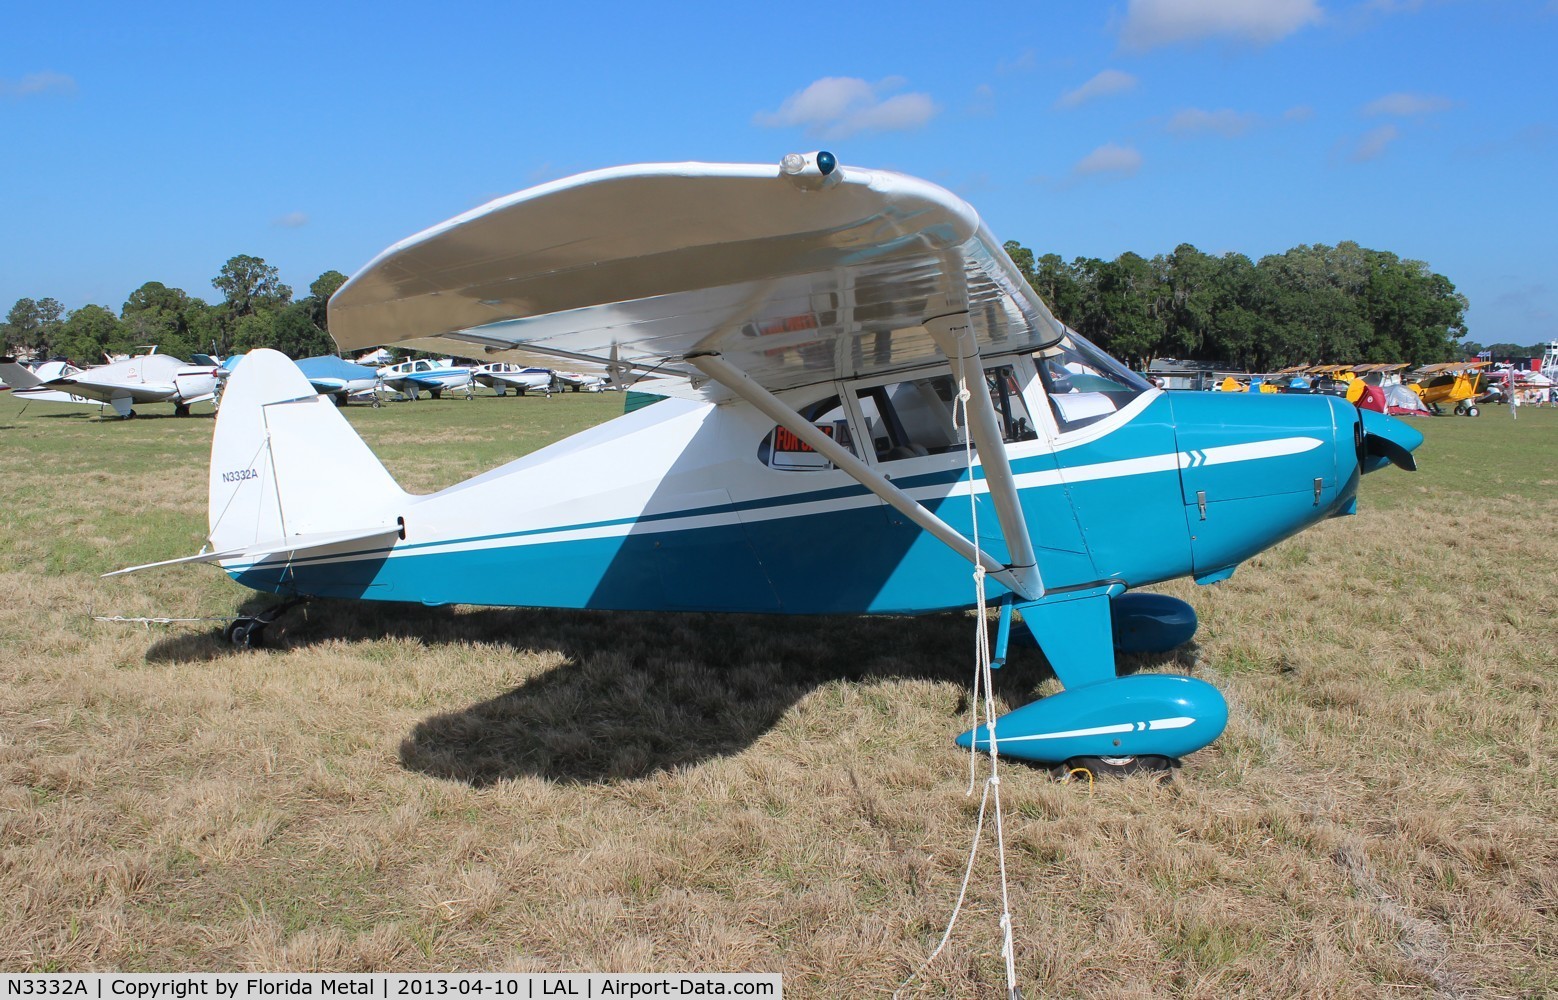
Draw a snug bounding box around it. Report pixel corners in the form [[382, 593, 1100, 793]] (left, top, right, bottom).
[[329, 162, 1065, 395]]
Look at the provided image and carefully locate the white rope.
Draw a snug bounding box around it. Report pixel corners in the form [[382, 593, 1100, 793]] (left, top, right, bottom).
[[92, 615, 239, 627], [895, 360, 1021, 1000]]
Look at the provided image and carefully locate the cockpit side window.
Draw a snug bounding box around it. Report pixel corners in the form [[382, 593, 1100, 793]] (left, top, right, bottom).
[[757, 395, 856, 471], [855, 365, 1036, 463], [1035, 332, 1151, 432]]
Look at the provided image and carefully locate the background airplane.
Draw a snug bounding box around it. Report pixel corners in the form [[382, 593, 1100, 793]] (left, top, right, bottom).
[[472, 362, 554, 396], [376, 357, 474, 400], [116, 155, 1424, 777], [4, 348, 218, 417], [1412, 361, 1489, 416], [295, 355, 382, 405], [0, 358, 95, 406], [219, 353, 386, 407]]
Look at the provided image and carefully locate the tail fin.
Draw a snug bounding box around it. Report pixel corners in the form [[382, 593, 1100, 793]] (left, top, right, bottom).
[[0, 359, 44, 389], [209, 349, 408, 553]]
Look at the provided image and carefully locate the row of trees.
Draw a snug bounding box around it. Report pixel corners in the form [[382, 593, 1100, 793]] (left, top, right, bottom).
[[1004, 240, 1470, 371], [2, 257, 346, 365], [5, 242, 1483, 373]]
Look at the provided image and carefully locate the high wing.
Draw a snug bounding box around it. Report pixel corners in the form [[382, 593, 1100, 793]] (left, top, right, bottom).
[[328, 160, 1066, 397]]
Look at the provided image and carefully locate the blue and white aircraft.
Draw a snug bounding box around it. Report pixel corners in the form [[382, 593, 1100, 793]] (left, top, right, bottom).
[[375, 357, 474, 400], [218, 354, 385, 406], [472, 362, 555, 396], [112, 154, 1423, 773]]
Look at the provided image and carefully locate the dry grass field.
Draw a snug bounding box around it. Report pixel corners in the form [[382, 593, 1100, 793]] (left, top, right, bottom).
[[0, 389, 1553, 997]]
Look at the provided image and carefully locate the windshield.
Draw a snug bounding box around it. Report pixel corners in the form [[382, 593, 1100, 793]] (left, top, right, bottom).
[[1035, 331, 1152, 432]]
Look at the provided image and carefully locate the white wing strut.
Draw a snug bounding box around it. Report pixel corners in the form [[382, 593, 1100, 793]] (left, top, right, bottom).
[[924, 310, 1044, 602], [686, 351, 1040, 602]]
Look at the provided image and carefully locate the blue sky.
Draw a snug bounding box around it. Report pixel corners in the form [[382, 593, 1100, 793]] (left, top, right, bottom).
[[3, 0, 1554, 348]]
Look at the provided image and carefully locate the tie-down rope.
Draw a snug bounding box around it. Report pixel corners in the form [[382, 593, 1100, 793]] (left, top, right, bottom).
[[895, 360, 1021, 999]]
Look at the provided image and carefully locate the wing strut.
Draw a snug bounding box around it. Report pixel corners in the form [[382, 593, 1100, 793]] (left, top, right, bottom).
[[924, 310, 1045, 601], [685, 351, 1039, 601]]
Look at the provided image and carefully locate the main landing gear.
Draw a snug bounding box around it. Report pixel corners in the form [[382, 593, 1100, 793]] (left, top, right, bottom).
[[222, 598, 307, 649], [957, 591, 1228, 778], [1052, 754, 1177, 782]]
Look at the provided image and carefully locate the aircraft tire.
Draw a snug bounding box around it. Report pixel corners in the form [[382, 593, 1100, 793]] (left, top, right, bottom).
[[223, 618, 266, 649], [1054, 755, 1177, 781], [430, 388, 443, 400], [1466, 406, 1479, 417]]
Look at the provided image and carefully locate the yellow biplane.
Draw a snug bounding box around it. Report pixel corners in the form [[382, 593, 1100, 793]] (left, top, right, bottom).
[[1411, 361, 1489, 416]]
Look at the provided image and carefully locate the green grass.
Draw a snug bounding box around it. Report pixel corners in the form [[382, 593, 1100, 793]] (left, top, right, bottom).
[[1366, 403, 1558, 505]]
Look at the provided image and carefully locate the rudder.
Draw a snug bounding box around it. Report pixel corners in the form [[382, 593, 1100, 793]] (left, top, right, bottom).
[[210, 349, 407, 553]]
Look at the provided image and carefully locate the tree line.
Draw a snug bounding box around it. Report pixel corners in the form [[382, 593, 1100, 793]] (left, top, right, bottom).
[[1005, 240, 1474, 371], [2, 256, 346, 365], [1, 241, 1503, 373]]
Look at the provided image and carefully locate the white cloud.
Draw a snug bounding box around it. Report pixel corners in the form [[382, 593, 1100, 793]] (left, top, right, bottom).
[[272, 211, 310, 229], [1073, 143, 1143, 178], [1119, 0, 1323, 49], [0, 71, 77, 99], [754, 77, 937, 139], [1165, 107, 1259, 136], [1350, 124, 1401, 161], [1362, 91, 1454, 116], [1056, 70, 1139, 110]]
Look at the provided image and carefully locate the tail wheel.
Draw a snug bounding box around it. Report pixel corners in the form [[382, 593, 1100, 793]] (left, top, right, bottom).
[[222, 618, 266, 649]]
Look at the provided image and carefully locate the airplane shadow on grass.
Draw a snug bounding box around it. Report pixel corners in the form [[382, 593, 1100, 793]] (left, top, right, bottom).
[[142, 597, 1198, 787]]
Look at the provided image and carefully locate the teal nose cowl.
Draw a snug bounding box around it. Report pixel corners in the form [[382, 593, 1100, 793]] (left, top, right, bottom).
[[1358, 408, 1425, 473]]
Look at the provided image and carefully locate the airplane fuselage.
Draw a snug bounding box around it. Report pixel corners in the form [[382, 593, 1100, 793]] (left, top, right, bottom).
[[225, 352, 1374, 616]]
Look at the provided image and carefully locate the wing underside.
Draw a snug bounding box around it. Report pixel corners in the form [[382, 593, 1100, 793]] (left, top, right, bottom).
[[329, 161, 1064, 396], [48, 377, 174, 405]]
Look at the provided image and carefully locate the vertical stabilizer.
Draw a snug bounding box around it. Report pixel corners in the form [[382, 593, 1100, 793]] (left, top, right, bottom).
[[209, 349, 408, 553], [0, 359, 44, 389]]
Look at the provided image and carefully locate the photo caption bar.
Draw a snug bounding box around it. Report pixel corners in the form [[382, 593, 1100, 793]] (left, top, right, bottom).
[[0, 975, 781, 1000]]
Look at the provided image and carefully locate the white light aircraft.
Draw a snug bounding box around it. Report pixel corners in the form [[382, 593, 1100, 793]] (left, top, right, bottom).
[[112, 154, 1423, 775], [472, 362, 554, 396], [4, 349, 219, 417], [0, 359, 93, 405]]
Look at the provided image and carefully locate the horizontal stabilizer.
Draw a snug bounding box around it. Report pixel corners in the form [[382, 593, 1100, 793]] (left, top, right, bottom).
[[103, 525, 402, 578]]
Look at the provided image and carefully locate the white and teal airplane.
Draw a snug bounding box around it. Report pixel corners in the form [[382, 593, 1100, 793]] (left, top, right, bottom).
[[112, 153, 1423, 774]]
